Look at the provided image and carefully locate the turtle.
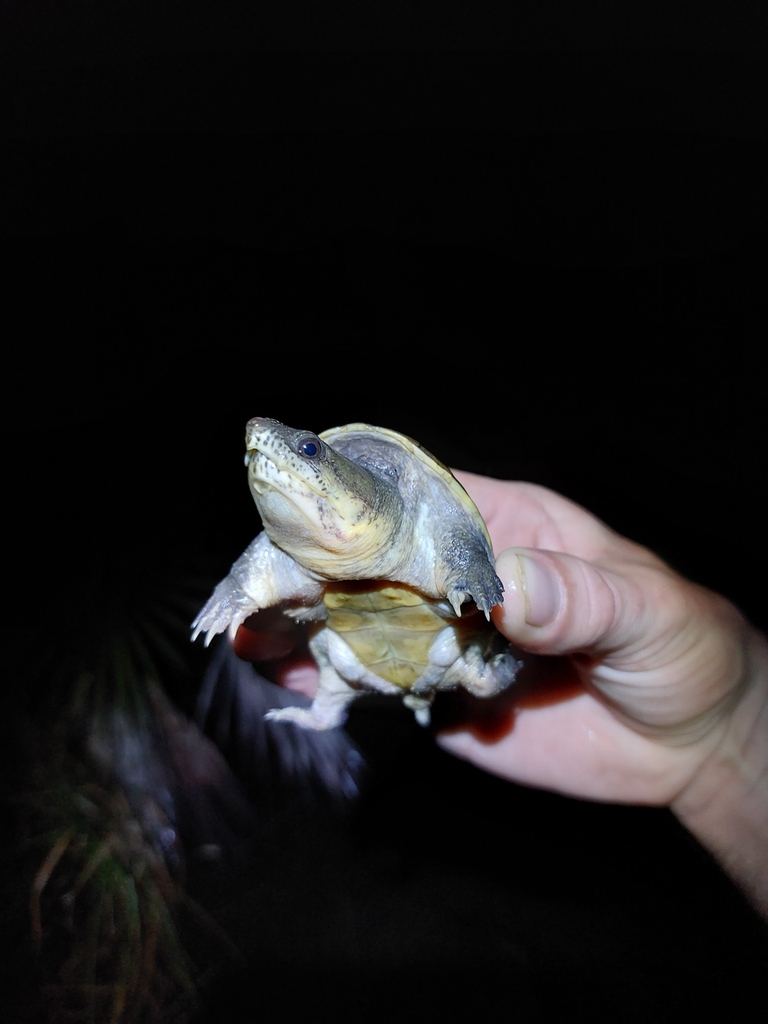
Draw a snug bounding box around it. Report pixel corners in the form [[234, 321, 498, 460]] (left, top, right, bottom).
[[192, 418, 520, 729]]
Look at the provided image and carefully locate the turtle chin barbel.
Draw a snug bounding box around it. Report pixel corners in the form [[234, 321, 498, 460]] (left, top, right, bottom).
[[193, 419, 520, 730]]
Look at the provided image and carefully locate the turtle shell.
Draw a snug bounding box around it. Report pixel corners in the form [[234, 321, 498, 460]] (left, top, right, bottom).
[[319, 423, 493, 551]]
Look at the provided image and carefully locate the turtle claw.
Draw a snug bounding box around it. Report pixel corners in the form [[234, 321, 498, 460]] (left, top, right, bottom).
[[447, 590, 469, 618]]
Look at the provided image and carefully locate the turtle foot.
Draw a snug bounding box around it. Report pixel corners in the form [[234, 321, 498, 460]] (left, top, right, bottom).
[[466, 648, 521, 697], [447, 565, 505, 619], [402, 693, 433, 727], [192, 575, 254, 645]]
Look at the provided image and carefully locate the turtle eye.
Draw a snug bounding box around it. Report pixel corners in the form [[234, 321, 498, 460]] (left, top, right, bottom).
[[297, 434, 321, 458]]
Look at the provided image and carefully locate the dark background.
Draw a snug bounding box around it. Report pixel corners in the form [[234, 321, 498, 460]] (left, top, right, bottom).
[[3, 3, 767, 1022]]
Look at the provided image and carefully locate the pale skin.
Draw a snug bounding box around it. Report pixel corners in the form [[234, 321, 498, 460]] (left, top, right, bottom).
[[233, 472, 768, 918]]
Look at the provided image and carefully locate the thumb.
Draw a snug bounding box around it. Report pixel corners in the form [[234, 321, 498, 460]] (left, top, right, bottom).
[[492, 547, 650, 659]]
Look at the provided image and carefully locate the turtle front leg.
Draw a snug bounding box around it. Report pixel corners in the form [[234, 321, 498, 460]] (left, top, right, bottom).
[[192, 532, 323, 645], [444, 550, 505, 618]]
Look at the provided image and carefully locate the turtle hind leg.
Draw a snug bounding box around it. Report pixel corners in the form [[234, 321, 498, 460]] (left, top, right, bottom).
[[264, 670, 359, 730], [443, 641, 521, 698], [264, 697, 353, 731], [264, 635, 361, 731]]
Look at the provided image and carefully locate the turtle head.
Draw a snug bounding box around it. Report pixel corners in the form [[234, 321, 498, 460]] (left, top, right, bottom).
[[244, 418, 402, 578]]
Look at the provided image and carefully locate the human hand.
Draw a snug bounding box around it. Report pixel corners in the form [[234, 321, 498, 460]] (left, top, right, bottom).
[[437, 472, 759, 808]]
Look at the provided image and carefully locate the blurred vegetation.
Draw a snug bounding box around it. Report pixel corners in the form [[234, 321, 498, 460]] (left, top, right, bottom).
[[6, 541, 230, 1023], [22, 725, 195, 1024]]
